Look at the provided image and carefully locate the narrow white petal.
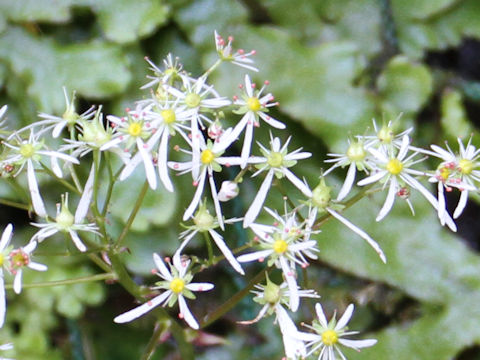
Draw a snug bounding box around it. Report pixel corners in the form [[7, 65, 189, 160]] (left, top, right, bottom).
[[120, 151, 143, 181], [28, 262, 48, 272], [13, 271, 22, 294], [243, 170, 274, 227], [283, 169, 312, 197], [258, 112, 285, 129], [27, 161, 47, 217], [295, 331, 321, 342], [237, 249, 273, 263], [280, 257, 299, 312], [327, 209, 386, 263], [0, 272, 5, 327], [153, 253, 173, 280], [240, 120, 254, 168], [337, 163, 356, 201], [114, 292, 170, 323], [51, 156, 63, 178], [0, 224, 13, 251], [338, 338, 377, 349], [245, 74, 253, 97], [276, 304, 306, 358], [52, 121, 67, 138], [158, 129, 174, 192], [69, 230, 87, 252], [437, 182, 446, 225], [209, 230, 244, 274], [397, 135, 410, 160], [376, 179, 397, 222], [335, 304, 354, 330], [172, 230, 198, 265], [182, 170, 206, 221], [75, 163, 95, 223], [454, 190, 468, 219], [357, 171, 386, 186], [186, 282, 214, 292], [315, 303, 329, 328], [178, 295, 199, 329]]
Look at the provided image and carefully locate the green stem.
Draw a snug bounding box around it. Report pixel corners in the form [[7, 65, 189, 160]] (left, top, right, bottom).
[[102, 151, 117, 216], [140, 321, 169, 360], [201, 58, 223, 79], [0, 198, 29, 211], [203, 231, 214, 265], [39, 162, 80, 194], [115, 180, 149, 249], [5, 273, 115, 290], [68, 162, 83, 193], [200, 267, 272, 329]]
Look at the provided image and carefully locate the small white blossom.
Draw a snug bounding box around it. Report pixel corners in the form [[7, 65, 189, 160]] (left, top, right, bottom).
[[296, 303, 377, 360], [217, 181, 240, 202], [114, 253, 213, 329], [243, 135, 312, 227], [8, 240, 47, 294], [0, 224, 13, 328], [214, 31, 258, 72]]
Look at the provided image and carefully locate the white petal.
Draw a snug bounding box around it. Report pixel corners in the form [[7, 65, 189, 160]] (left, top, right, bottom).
[[52, 121, 67, 138], [240, 120, 254, 168], [51, 156, 63, 178], [454, 190, 468, 219], [337, 162, 356, 201], [69, 230, 87, 252], [137, 138, 157, 190], [335, 304, 354, 330], [27, 160, 47, 217], [327, 209, 386, 263], [315, 303, 329, 328], [376, 178, 397, 222], [0, 224, 13, 251], [13, 271, 23, 294], [158, 129, 174, 192], [28, 261, 48, 272], [114, 292, 170, 323], [182, 169, 206, 221], [244, 74, 253, 97], [243, 170, 274, 227], [178, 295, 199, 329], [119, 151, 143, 181], [283, 169, 312, 197], [75, 163, 95, 223], [357, 170, 386, 186], [186, 282, 214, 292], [276, 304, 306, 358], [338, 338, 377, 349], [258, 111, 285, 129], [0, 272, 5, 328], [280, 256, 299, 312], [172, 230, 197, 265], [153, 253, 173, 281], [437, 182, 446, 225], [397, 135, 410, 160], [237, 249, 273, 263], [209, 230, 244, 274]]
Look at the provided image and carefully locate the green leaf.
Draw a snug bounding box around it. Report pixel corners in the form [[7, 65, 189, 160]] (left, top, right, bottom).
[[0, 0, 75, 23], [377, 56, 433, 115], [440, 89, 472, 140], [0, 27, 131, 113], [85, 0, 170, 44]]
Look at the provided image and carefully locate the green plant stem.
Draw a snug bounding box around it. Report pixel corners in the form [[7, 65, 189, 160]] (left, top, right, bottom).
[[39, 162, 80, 194], [203, 231, 214, 265], [68, 162, 83, 193], [101, 152, 117, 216], [140, 321, 169, 360], [0, 198, 29, 211], [200, 267, 272, 329], [115, 180, 149, 249], [5, 272, 115, 290]]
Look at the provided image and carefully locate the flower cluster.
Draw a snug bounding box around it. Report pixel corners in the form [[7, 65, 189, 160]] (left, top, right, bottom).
[[0, 30, 478, 359]]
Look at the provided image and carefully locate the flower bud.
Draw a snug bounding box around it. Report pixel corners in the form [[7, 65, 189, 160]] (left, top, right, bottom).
[[312, 178, 331, 210], [218, 181, 239, 202], [208, 120, 223, 140]]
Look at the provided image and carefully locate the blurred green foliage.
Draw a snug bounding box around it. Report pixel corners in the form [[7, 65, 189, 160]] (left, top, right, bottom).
[[1, 0, 480, 359]]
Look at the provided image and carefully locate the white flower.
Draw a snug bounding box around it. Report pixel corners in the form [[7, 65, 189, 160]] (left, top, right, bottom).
[[168, 129, 242, 229], [427, 138, 480, 219], [364, 116, 412, 150], [243, 135, 312, 227], [174, 202, 244, 275], [357, 135, 457, 231], [101, 109, 158, 189], [165, 76, 231, 179], [114, 253, 214, 329], [309, 178, 386, 263], [238, 209, 319, 311], [31, 193, 101, 252], [238, 276, 319, 359], [8, 240, 47, 294], [141, 54, 192, 91], [214, 31, 258, 72], [323, 136, 373, 201], [217, 181, 239, 202], [296, 303, 377, 360], [0, 224, 13, 328], [1, 130, 79, 217], [224, 75, 285, 168]]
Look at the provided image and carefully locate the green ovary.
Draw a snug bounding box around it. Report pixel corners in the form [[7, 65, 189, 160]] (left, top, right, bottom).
[[267, 152, 283, 168], [185, 93, 201, 108], [459, 159, 474, 175], [19, 144, 35, 158], [161, 109, 176, 124]]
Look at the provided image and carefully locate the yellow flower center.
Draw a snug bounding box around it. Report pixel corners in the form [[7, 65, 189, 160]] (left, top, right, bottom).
[[459, 159, 474, 175], [161, 109, 176, 124], [10, 249, 29, 268], [128, 122, 142, 137], [170, 278, 185, 294], [185, 93, 201, 108], [20, 144, 35, 158], [273, 239, 288, 254], [0, 254, 4, 266], [321, 330, 338, 346], [346, 142, 366, 162], [386, 158, 403, 175], [247, 97, 261, 112], [267, 152, 283, 168], [439, 166, 450, 181], [201, 149, 215, 164]]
